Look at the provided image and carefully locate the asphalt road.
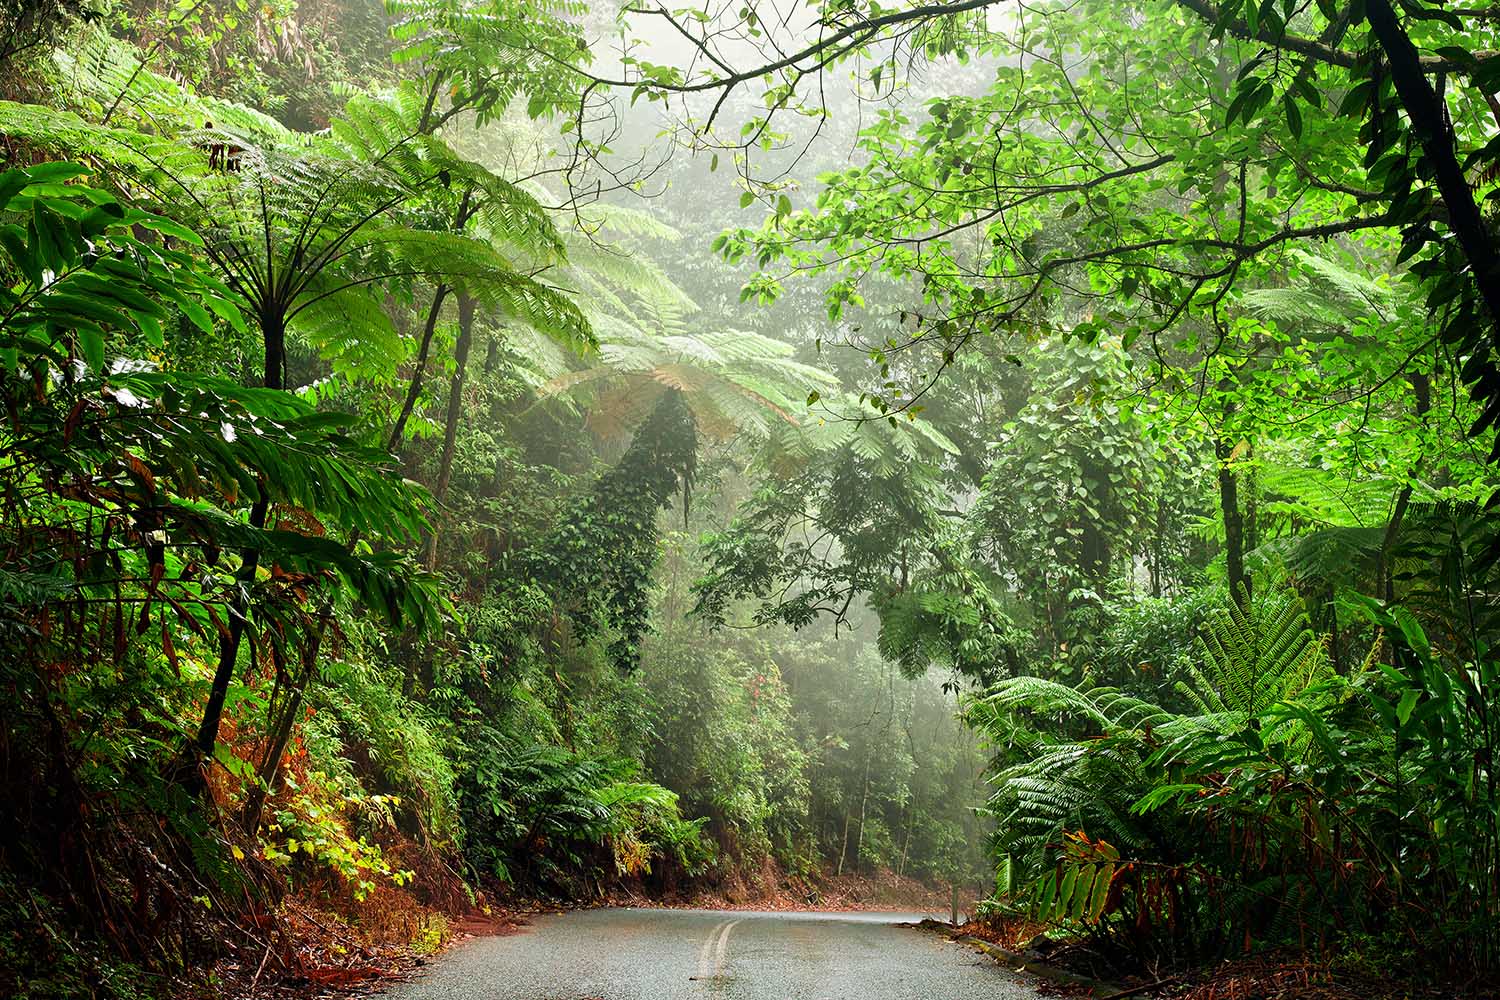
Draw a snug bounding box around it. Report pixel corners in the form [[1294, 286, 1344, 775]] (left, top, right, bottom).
[[380, 907, 1042, 1000]]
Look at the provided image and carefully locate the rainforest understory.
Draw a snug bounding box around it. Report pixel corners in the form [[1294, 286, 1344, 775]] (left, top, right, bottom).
[[3, 0, 1500, 996]]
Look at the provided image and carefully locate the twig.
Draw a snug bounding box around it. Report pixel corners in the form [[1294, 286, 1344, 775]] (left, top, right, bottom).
[[249, 938, 275, 996], [1096, 978, 1179, 1000]]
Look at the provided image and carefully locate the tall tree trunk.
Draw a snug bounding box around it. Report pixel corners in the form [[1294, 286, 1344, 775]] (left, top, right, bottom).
[[853, 750, 872, 875], [190, 314, 285, 776], [1327, 582, 1344, 675], [897, 805, 912, 879], [424, 292, 477, 570], [1378, 371, 1433, 602], [241, 623, 325, 831], [1365, 0, 1500, 329], [1244, 440, 1258, 555], [388, 283, 449, 452], [244, 289, 464, 811], [1217, 434, 1249, 610], [388, 188, 475, 453]]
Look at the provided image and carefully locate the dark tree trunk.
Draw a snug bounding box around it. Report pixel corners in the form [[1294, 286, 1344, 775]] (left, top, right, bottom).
[[388, 283, 449, 452], [424, 292, 478, 570], [389, 188, 474, 454], [241, 626, 324, 832], [1244, 440, 1258, 556], [1365, 0, 1500, 328], [191, 313, 286, 772], [1378, 371, 1433, 602], [1217, 435, 1249, 609]]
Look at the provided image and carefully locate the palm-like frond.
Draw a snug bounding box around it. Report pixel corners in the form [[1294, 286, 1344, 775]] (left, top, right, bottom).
[[0, 41, 595, 389], [968, 588, 1333, 925], [1257, 462, 1407, 528], [540, 324, 840, 442], [332, 87, 565, 263], [1180, 588, 1325, 715], [1239, 248, 1398, 329], [385, 0, 588, 126]]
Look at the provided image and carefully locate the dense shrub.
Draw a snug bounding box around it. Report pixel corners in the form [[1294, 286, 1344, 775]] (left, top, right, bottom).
[[970, 544, 1500, 973]]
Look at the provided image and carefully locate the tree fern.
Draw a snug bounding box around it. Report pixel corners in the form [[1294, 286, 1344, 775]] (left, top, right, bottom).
[[1239, 248, 1398, 330], [383, 0, 588, 127], [541, 324, 840, 442], [1180, 588, 1324, 716]]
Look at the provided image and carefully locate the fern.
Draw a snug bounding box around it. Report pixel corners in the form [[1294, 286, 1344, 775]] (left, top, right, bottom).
[[1239, 248, 1398, 329], [0, 51, 595, 394], [1181, 588, 1324, 715], [968, 588, 1337, 949], [541, 325, 840, 442]]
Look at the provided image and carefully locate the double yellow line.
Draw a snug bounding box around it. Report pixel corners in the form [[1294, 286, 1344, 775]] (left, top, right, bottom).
[[693, 918, 742, 983]]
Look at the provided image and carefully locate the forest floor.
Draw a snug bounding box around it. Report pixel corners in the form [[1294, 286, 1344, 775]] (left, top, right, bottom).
[[936, 916, 1492, 1000]]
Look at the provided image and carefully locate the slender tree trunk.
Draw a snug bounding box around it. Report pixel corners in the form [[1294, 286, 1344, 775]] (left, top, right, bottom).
[[1244, 440, 1258, 555], [1381, 488, 1414, 601], [388, 188, 475, 453], [1217, 434, 1249, 609], [853, 751, 872, 875], [424, 292, 477, 570], [1378, 372, 1432, 602], [897, 807, 912, 878], [1327, 582, 1344, 675], [190, 314, 285, 776], [193, 497, 268, 763], [236, 287, 447, 809], [241, 624, 325, 831], [388, 283, 449, 452]]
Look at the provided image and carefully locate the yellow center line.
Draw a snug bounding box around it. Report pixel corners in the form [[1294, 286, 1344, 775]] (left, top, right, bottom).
[[712, 919, 742, 979], [696, 920, 730, 980]]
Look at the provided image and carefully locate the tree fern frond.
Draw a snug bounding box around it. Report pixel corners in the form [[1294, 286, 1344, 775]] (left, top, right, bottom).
[[573, 202, 683, 240], [287, 283, 404, 382], [1177, 589, 1325, 719]]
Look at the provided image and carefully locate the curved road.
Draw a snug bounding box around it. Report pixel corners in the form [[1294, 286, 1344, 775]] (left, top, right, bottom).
[[381, 907, 1042, 1000]]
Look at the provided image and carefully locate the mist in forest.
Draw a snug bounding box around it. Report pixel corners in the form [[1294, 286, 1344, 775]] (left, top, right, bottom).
[[3, 0, 1500, 995]]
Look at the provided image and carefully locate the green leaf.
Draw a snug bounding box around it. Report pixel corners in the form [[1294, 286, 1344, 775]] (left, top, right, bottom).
[[76, 323, 106, 371], [1283, 93, 1302, 139], [1395, 687, 1420, 726], [47, 292, 131, 329], [135, 216, 204, 246], [0, 169, 29, 210], [180, 298, 214, 334], [21, 161, 90, 185], [79, 202, 128, 237], [1226, 83, 1258, 127], [31, 204, 67, 271], [0, 224, 40, 284]]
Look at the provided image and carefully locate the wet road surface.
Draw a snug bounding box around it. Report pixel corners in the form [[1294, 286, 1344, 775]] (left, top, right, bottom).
[[380, 907, 1043, 1000]]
